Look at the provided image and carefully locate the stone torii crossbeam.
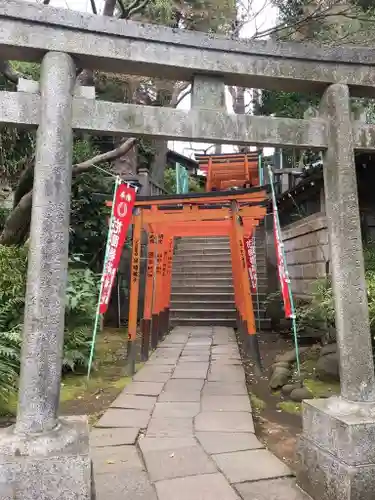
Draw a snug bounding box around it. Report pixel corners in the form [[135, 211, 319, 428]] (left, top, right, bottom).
[[1, 1, 375, 499]]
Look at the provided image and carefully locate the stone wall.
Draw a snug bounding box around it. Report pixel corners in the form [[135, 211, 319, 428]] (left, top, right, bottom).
[[282, 212, 329, 298]]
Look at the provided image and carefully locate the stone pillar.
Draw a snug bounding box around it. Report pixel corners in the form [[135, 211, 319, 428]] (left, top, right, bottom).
[[0, 52, 91, 499], [297, 83, 375, 500], [191, 75, 226, 110]]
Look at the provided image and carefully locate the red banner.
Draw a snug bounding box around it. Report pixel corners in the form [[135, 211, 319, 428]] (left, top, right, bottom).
[[244, 233, 257, 293], [99, 183, 136, 314], [273, 207, 292, 318]]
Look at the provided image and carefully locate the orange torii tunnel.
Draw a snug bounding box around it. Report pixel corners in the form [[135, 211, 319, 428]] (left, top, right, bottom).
[[195, 152, 261, 192], [113, 187, 268, 373]]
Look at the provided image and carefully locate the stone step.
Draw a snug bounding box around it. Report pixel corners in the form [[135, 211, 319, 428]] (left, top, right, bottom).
[[172, 277, 268, 289], [171, 292, 235, 301], [170, 317, 237, 327], [172, 284, 234, 294], [172, 277, 234, 286], [172, 264, 233, 273], [171, 300, 235, 310], [174, 254, 230, 263], [172, 270, 233, 278], [170, 308, 237, 319], [177, 237, 229, 244], [177, 248, 231, 256], [177, 242, 230, 251]]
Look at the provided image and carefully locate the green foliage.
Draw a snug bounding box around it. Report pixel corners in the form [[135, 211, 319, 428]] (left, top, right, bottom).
[[70, 139, 112, 268], [0, 245, 98, 410], [164, 167, 204, 193], [296, 246, 375, 335]]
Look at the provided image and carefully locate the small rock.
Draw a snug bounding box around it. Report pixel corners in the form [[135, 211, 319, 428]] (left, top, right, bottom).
[[269, 367, 290, 390], [270, 361, 290, 372], [275, 347, 309, 364], [320, 343, 337, 356], [290, 387, 313, 402], [281, 383, 302, 396], [316, 352, 340, 382]]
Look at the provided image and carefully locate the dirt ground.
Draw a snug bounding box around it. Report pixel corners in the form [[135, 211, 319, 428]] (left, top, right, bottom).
[[239, 333, 302, 470]]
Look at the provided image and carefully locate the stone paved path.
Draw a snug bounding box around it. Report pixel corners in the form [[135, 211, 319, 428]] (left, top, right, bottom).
[[91, 326, 310, 500]]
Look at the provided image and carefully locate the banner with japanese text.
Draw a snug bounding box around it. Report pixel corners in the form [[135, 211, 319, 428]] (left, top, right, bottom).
[[243, 233, 257, 293], [273, 206, 292, 318], [99, 183, 136, 314]]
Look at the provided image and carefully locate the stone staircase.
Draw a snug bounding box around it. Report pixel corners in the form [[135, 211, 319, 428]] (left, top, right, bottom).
[[170, 233, 271, 330]]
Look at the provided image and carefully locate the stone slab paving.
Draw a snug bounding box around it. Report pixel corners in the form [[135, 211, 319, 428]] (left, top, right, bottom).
[[92, 326, 310, 500]]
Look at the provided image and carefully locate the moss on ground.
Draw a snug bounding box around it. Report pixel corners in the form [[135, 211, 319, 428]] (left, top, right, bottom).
[[1, 329, 139, 426], [277, 401, 302, 415], [304, 378, 340, 398], [250, 392, 266, 412]]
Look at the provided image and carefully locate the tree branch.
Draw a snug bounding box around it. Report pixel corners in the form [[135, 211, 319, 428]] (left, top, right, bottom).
[[90, 0, 98, 15], [0, 60, 20, 85], [118, 0, 151, 19], [72, 137, 137, 175], [0, 138, 137, 246]]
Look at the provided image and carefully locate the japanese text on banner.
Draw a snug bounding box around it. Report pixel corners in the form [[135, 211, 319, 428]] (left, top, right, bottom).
[[99, 184, 136, 314], [244, 234, 257, 293], [273, 207, 292, 318]]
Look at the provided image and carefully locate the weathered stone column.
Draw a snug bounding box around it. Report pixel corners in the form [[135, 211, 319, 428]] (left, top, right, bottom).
[[16, 51, 75, 434], [0, 52, 91, 499], [297, 83, 375, 500], [191, 74, 226, 110]]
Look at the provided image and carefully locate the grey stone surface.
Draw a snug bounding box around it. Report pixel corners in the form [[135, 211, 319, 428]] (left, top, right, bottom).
[[124, 382, 165, 396], [201, 395, 252, 412], [142, 444, 217, 481], [195, 411, 254, 433], [316, 352, 339, 382], [2, 92, 329, 149], [133, 368, 171, 383], [298, 434, 375, 500], [147, 417, 194, 438], [203, 381, 247, 396], [90, 427, 139, 447], [16, 51, 76, 435], [111, 394, 157, 411], [96, 409, 151, 428], [300, 398, 375, 466], [3, 2, 375, 96], [163, 379, 204, 392], [269, 367, 291, 390], [92, 445, 144, 473], [94, 470, 157, 500], [173, 362, 208, 379], [212, 449, 292, 483], [196, 431, 263, 454], [155, 473, 239, 500], [290, 387, 313, 402], [0, 416, 91, 499], [152, 402, 201, 419], [235, 478, 311, 500], [158, 390, 201, 402], [207, 366, 245, 382], [138, 437, 196, 453], [320, 83, 375, 402]]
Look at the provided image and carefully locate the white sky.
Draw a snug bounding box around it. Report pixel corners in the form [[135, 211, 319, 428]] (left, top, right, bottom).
[[30, 0, 278, 160]]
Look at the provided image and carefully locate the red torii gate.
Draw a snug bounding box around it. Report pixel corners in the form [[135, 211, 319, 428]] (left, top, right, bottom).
[[124, 187, 268, 373]]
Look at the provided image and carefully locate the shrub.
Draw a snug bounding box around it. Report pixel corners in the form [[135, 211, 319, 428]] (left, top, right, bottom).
[[0, 246, 98, 409]]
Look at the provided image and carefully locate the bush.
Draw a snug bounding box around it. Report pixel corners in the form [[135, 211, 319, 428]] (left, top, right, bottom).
[[0, 246, 98, 409], [296, 244, 375, 335]]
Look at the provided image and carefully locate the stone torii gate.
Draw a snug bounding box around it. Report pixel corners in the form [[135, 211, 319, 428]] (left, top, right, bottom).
[[1, 1, 375, 498]]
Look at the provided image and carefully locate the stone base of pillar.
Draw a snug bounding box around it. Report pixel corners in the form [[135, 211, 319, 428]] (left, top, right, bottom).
[[0, 416, 92, 499], [297, 397, 375, 500]]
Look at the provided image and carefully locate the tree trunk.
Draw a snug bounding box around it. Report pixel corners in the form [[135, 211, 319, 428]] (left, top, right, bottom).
[[150, 140, 168, 186]]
